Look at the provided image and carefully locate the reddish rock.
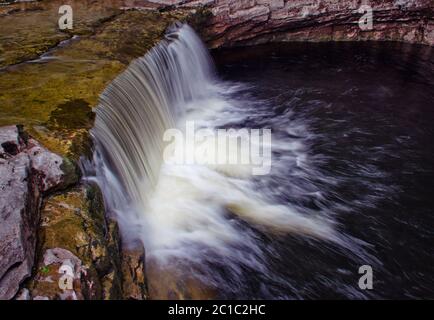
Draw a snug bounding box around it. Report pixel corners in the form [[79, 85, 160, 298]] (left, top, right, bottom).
[[153, 0, 434, 47]]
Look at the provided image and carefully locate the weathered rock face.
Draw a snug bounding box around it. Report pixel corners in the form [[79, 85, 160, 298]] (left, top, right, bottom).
[[28, 186, 123, 300], [0, 125, 78, 300], [20, 181, 147, 300], [153, 0, 434, 47], [121, 245, 148, 300]]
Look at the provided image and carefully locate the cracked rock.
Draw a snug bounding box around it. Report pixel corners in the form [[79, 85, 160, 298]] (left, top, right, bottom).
[[0, 125, 77, 300]]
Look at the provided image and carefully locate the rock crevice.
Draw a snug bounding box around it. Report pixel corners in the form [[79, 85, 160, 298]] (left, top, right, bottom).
[[0, 125, 78, 299]]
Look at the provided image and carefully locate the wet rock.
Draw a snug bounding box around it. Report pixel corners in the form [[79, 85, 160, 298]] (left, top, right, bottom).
[[28, 185, 123, 300], [147, 258, 217, 300], [0, 0, 124, 68], [0, 8, 189, 161], [121, 245, 148, 300], [0, 125, 77, 300]]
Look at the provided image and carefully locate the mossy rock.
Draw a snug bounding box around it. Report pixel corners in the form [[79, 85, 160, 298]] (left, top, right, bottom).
[[0, 7, 189, 161], [59, 156, 81, 188], [30, 184, 123, 299]]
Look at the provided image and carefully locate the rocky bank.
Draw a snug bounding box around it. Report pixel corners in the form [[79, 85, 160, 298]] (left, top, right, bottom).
[[0, 125, 77, 299], [154, 0, 434, 47], [0, 0, 432, 300]]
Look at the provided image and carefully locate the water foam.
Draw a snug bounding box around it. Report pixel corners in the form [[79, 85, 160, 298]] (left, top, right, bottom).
[[83, 23, 361, 297]]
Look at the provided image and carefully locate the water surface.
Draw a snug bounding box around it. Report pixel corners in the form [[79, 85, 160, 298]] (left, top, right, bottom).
[[212, 42, 434, 299], [86, 26, 434, 299]]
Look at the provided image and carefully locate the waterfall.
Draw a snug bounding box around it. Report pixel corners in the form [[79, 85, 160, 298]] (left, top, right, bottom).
[[89, 23, 214, 205], [83, 23, 366, 298], [83, 24, 218, 243]]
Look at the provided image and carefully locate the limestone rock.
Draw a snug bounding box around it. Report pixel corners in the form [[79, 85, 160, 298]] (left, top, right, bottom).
[[29, 248, 86, 300], [0, 125, 77, 300], [28, 185, 123, 300], [153, 0, 434, 47]]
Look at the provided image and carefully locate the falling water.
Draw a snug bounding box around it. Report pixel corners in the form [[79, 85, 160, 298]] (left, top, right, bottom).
[[83, 23, 369, 298]]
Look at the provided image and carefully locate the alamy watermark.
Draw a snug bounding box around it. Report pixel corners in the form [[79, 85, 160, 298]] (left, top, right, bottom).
[[163, 121, 272, 176], [58, 5, 73, 30], [358, 4, 374, 31], [358, 265, 374, 290], [58, 261, 74, 290], [300, 2, 374, 31], [55, 2, 373, 32]]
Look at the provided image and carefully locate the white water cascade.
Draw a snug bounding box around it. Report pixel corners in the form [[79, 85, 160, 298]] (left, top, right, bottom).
[[83, 23, 364, 298]]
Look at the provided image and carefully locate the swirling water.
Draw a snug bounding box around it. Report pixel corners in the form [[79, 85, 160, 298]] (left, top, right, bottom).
[[84, 24, 434, 299]]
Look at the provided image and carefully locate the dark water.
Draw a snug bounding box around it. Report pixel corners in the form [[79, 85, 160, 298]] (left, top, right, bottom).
[[212, 42, 434, 299]]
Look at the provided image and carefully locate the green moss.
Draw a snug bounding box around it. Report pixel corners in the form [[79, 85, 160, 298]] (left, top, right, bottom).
[[59, 156, 80, 187], [0, 0, 122, 68], [47, 99, 94, 130], [40, 266, 50, 274], [30, 184, 125, 299], [0, 8, 188, 159]]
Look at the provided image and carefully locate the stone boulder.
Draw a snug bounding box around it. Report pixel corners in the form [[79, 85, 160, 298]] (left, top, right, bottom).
[[0, 125, 78, 300]]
